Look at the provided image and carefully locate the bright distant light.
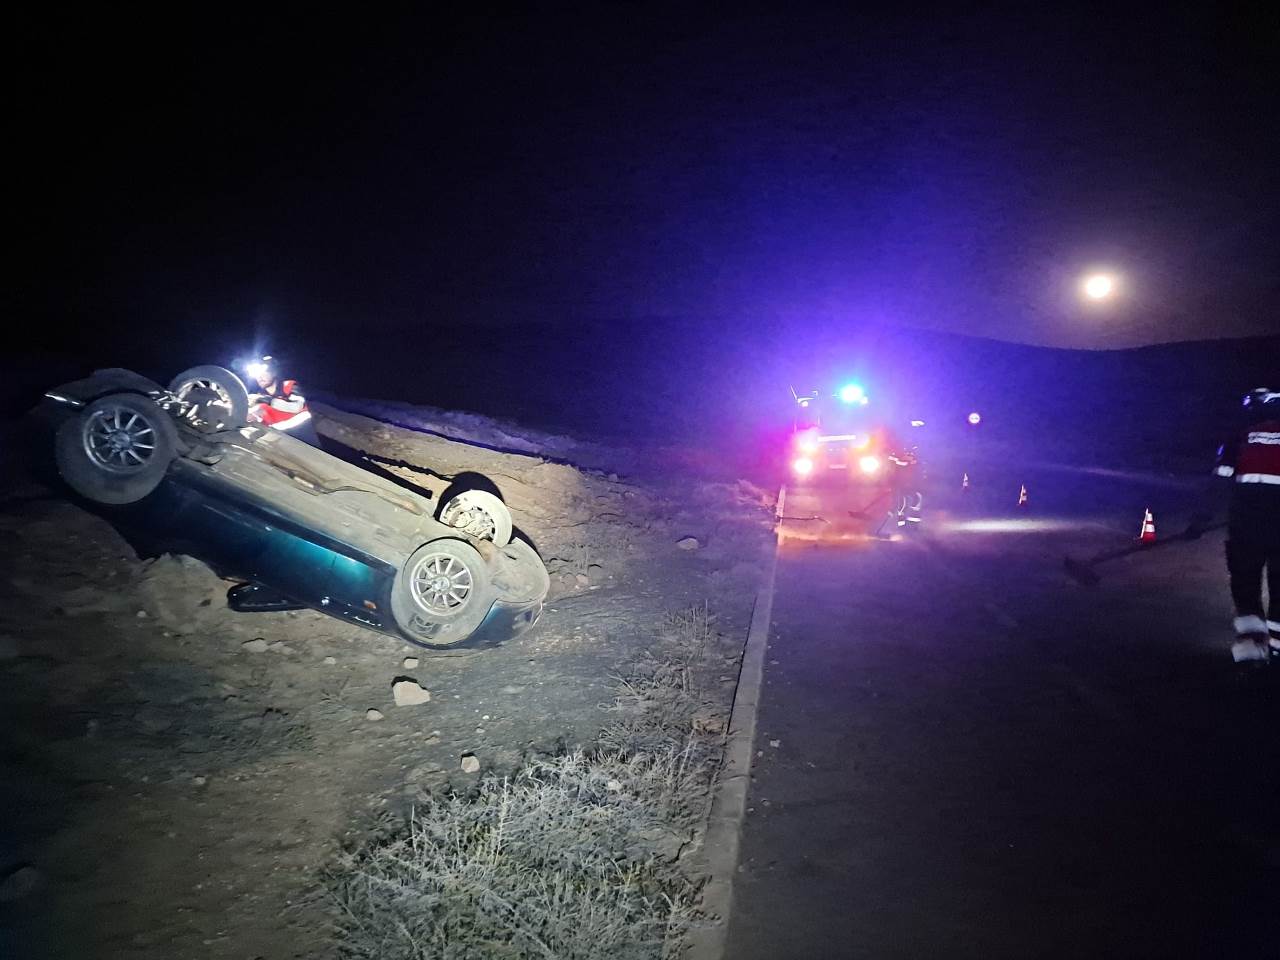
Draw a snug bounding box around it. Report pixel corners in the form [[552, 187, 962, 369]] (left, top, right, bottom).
[[1083, 274, 1115, 300], [967, 411, 982, 425], [245, 361, 269, 379], [838, 383, 866, 405], [858, 455, 881, 475], [795, 429, 820, 454], [792, 457, 814, 476], [910, 419, 925, 427]]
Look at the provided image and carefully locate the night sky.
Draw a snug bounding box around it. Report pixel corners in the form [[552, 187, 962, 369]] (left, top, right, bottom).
[[15, 6, 1280, 354]]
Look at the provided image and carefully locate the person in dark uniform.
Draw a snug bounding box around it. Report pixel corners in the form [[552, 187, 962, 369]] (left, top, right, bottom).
[[887, 420, 925, 528], [1215, 387, 1280, 662]]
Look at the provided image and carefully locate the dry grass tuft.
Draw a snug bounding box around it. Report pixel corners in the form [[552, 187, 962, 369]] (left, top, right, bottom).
[[327, 605, 728, 960]]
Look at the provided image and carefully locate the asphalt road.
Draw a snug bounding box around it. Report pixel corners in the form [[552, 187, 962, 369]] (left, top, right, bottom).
[[726, 465, 1280, 959]]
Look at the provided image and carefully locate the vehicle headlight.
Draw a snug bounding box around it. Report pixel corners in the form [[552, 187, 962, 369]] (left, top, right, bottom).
[[858, 455, 881, 475], [792, 456, 814, 476]]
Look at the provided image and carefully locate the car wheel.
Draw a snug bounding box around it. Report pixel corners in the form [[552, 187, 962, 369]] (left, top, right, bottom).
[[438, 489, 513, 545], [390, 539, 494, 648], [54, 392, 178, 505], [168, 365, 250, 428]]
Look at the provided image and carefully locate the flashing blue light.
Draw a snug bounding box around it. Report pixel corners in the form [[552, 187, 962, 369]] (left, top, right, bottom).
[[839, 383, 867, 405]]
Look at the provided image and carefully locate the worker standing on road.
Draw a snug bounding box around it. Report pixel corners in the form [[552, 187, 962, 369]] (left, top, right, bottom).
[[887, 422, 925, 528], [1216, 387, 1280, 662], [246, 356, 321, 448]]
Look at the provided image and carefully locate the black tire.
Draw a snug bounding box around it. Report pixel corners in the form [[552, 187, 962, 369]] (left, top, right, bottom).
[[168, 365, 250, 427], [390, 539, 494, 648], [54, 393, 178, 505]]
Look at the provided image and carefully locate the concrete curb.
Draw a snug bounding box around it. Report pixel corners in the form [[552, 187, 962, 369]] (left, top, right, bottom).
[[685, 487, 784, 960]]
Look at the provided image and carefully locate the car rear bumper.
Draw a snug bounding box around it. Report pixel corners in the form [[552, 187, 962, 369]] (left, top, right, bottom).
[[792, 462, 890, 487]]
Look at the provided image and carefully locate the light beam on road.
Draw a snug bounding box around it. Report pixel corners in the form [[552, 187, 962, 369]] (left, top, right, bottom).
[[943, 518, 1092, 534]]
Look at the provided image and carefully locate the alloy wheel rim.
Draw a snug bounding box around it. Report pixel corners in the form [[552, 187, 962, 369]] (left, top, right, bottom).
[[175, 378, 233, 411], [410, 553, 474, 616], [83, 406, 158, 473]]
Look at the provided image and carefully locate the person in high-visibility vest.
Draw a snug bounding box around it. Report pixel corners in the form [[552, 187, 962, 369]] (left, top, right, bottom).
[[245, 356, 321, 447], [1215, 387, 1280, 662], [887, 420, 925, 528]]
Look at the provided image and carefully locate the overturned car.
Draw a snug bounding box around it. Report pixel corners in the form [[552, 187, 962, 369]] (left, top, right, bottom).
[[39, 365, 549, 649]]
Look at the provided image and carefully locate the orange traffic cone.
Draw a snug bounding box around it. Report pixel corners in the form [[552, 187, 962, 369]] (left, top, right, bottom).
[[1017, 484, 1028, 507], [1139, 508, 1156, 543], [962, 472, 970, 492]]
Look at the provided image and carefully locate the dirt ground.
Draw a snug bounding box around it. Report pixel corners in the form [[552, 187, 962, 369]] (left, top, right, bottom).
[[0, 408, 773, 959]]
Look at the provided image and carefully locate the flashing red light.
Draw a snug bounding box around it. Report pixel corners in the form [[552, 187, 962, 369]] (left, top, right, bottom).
[[795, 429, 820, 454]]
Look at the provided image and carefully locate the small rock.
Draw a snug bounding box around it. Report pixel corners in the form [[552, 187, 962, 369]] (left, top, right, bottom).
[[575, 573, 590, 587], [392, 679, 431, 707], [676, 536, 700, 551], [606, 779, 622, 792], [192, 775, 208, 787], [769, 739, 781, 748], [365, 708, 385, 721], [135, 609, 149, 619], [323, 656, 337, 665], [499, 685, 524, 695], [241, 638, 270, 653], [403, 657, 419, 669], [0, 865, 42, 903], [460, 754, 481, 774]]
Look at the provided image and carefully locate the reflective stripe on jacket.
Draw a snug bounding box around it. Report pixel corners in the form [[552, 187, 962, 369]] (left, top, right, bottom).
[[1216, 417, 1280, 485], [256, 379, 311, 429]]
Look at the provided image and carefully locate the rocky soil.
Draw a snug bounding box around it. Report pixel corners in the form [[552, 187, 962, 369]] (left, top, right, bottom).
[[0, 407, 774, 959]]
